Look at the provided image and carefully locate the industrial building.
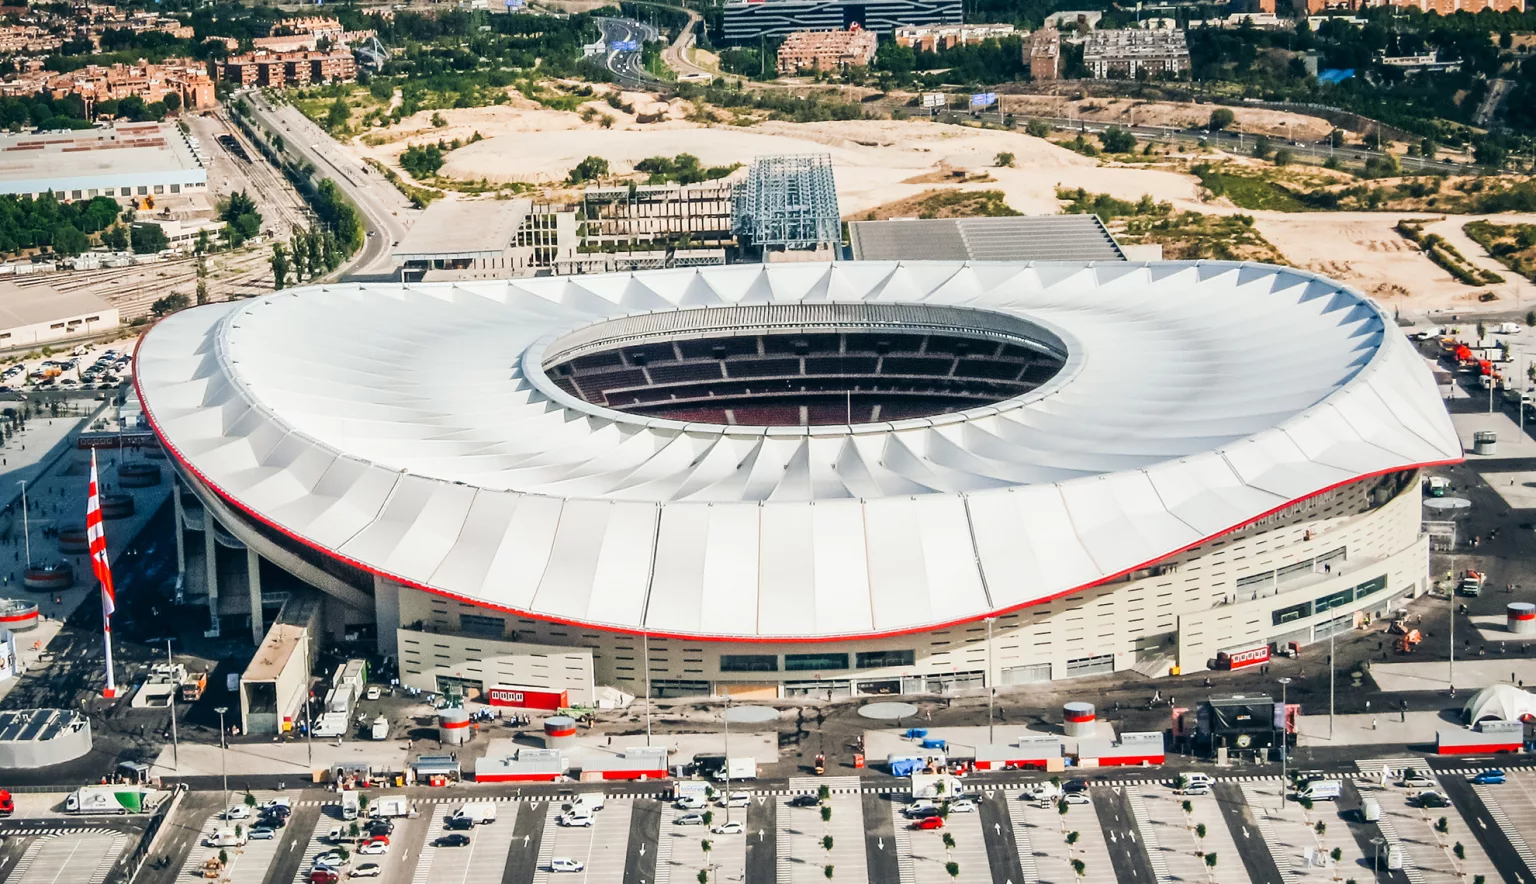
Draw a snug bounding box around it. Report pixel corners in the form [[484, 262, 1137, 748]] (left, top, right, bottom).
[[0, 281, 118, 348], [0, 122, 207, 202], [847, 215, 1125, 262], [579, 182, 736, 251], [136, 259, 1459, 704], [721, 0, 961, 42], [391, 199, 577, 281]]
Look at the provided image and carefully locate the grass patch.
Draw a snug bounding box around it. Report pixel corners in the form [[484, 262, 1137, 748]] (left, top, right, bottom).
[[1192, 164, 1310, 212], [1057, 188, 1286, 264], [1465, 221, 1536, 283], [363, 158, 443, 208], [858, 189, 1020, 220], [1397, 219, 1504, 286]]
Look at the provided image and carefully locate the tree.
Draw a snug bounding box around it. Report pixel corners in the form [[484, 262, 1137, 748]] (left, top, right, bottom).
[[1204, 853, 1217, 870], [349, 822, 360, 838], [823, 867, 834, 880], [130, 223, 168, 254], [820, 805, 832, 823], [1181, 800, 1193, 815], [944, 862, 959, 879], [701, 838, 712, 865], [822, 835, 834, 851], [995, 151, 1016, 167], [1330, 847, 1342, 864], [1071, 858, 1086, 878], [1100, 127, 1136, 153], [817, 785, 830, 803], [1330, 129, 1346, 149], [431, 112, 447, 128], [1454, 842, 1465, 860], [163, 91, 182, 115], [195, 229, 211, 255], [1025, 119, 1051, 138], [1195, 823, 1207, 841], [291, 227, 309, 280], [1066, 830, 1080, 845], [327, 97, 350, 132], [102, 224, 129, 251], [1252, 134, 1271, 159], [697, 871, 708, 884], [1274, 149, 1293, 167], [151, 293, 189, 317], [50, 223, 88, 257], [1314, 821, 1325, 836], [1421, 137, 1437, 161], [1208, 108, 1234, 131], [271, 242, 289, 291]]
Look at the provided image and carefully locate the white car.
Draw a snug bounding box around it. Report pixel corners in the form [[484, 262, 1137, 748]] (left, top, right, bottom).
[[1062, 792, 1091, 806], [946, 799, 978, 813], [902, 801, 937, 817], [1400, 772, 1436, 789], [352, 865, 383, 878], [550, 858, 585, 873], [357, 841, 388, 856], [225, 806, 252, 820], [366, 686, 381, 701], [675, 795, 707, 810], [718, 792, 750, 808], [711, 820, 745, 835], [674, 812, 707, 826], [557, 812, 594, 828]]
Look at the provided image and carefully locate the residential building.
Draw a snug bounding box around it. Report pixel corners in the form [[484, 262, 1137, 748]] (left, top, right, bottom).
[[1028, 26, 1061, 80], [44, 58, 215, 111], [776, 26, 878, 74], [893, 23, 1015, 51], [722, 0, 960, 42], [1082, 28, 1190, 78], [221, 48, 357, 88]]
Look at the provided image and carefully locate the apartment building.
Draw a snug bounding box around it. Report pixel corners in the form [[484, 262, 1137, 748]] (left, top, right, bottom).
[[45, 59, 215, 110], [221, 48, 357, 88], [893, 23, 1014, 51], [1082, 28, 1190, 78], [1028, 26, 1061, 80], [776, 26, 878, 74]]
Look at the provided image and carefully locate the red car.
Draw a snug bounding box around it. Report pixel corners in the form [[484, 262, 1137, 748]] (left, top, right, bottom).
[[364, 835, 389, 847], [912, 816, 945, 830], [309, 870, 340, 884]]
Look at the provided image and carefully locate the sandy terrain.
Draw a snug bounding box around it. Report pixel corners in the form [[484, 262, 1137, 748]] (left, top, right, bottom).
[[997, 95, 1335, 141], [345, 102, 1536, 319]]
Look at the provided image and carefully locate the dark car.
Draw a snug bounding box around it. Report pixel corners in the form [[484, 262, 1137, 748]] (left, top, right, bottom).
[[266, 804, 292, 819], [908, 805, 941, 819], [1062, 778, 1089, 794], [444, 816, 475, 831], [1415, 792, 1451, 809], [435, 834, 471, 848], [368, 821, 394, 836], [788, 795, 820, 808]]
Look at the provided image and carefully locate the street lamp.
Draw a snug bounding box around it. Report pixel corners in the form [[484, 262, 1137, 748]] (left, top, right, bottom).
[[16, 480, 29, 567], [722, 693, 732, 825], [1372, 836, 1387, 877], [167, 639, 179, 771], [1277, 677, 1292, 810], [215, 705, 229, 814]]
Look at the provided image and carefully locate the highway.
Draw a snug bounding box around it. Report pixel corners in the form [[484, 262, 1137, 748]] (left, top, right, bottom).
[[238, 90, 416, 280], [596, 17, 664, 89]]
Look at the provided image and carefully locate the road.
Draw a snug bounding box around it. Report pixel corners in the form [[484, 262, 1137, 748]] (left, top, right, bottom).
[[238, 90, 416, 279], [595, 18, 663, 89]]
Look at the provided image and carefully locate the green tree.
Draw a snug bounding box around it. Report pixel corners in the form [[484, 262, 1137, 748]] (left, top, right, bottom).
[[1454, 842, 1465, 860], [151, 293, 190, 317], [1252, 134, 1271, 159], [697, 871, 708, 884], [1204, 853, 1217, 869], [567, 156, 610, 185], [327, 97, 350, 132], [1025, 119, 1051, 138], [431, 111, 447, 128], [1208, 108, 1235, 131], [945, 862, 959, 879], [271, 242, 289, 290], [50, 223, 88, 257], [817, 785, 830, 803], [941, 832, 955, 852], [1330, 847, 1343, 864], [822, 835, 834, 851], [823, 867, 833, 880], [291, 227, 309, 279], [1436, 816, 1449, 833], [163, 91, 181, 115], [1330, 129, 1346, 148], [1066, 830, 1080, 844], [1100, 127, 1136, 153], [101, 224, 128, 251], [1274, 149, 1293, 166], [820, 805, 832, 823], [130, 223, 168, 254], [1195, 823, 1207, 841], [1071, 858, 1086, 878]]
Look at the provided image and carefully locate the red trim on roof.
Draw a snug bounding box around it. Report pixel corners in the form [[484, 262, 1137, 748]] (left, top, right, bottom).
[[133, 320, 1465, 645]]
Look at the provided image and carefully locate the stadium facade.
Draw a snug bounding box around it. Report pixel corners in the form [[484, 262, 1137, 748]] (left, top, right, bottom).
[[721, 0, 962, 42], [136, 261, 1460, 704]]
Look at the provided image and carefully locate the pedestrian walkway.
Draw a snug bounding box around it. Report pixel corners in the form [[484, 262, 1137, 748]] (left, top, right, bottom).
[[13, 831, 127, 884]]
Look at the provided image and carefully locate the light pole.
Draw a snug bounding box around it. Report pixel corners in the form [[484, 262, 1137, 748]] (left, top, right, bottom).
[[1449, 552, 1458, 692], [1277, 677, 1291, 810], [643, 632, 652, 748], [1372, 836, 1387, 877], [722, 693, 732, 825], [1328, 617, 1335, 740], [985, 617, 997, 744], [16, 480, 29, 566], [167, 639, 179, 771], [302, 628, 314, 770], [215, 705, 230, 814]]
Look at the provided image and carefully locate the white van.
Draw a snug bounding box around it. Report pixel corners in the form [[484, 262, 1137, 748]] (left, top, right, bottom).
[[1179, 773, 1215, 792], [1361, 797, 1381, 822], [206, 828, 247, 848], [565, 793, 606, 814], [1298, 780, 1342, 801], [451, 802, 497, 825]]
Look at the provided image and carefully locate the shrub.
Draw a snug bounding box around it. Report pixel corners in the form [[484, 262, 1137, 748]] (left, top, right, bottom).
[[995, 151, 1015, 167], [1026, 119, 1051, 137], [1208, 108, 1234, 131], [1100, 127, 1136, 153]]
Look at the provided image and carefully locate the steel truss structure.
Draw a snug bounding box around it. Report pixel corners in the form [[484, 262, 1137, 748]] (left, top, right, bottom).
[[732, 154, 841, 253]]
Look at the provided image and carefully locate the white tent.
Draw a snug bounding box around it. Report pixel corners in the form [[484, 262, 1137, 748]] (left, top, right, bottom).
[[1463, 684, 1536, 724]]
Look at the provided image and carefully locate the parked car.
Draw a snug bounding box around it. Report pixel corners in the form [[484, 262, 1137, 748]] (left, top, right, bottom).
[[557, 812, 594, 828], [357, 840, 388, 855], [368, 820, 394, 836], [788, 795, 819, 808], [224, 806, 251, 820], [313, 852, 348, 869], [912, 816, 945, 830], [308, 870, 340, 884], [366, 686, 382, 701], [718, 792, 751, 808], [249, 827, 276, 840], [1470, 770, 1506, 785], [674, 812, 706, 826], [434, 834, 471, 847], [946, 799, 977, 813], [1400, 771, 1436, 789], [902, 801, 938, 817], [1062, 793, 1091, 806], [711, 821, 745, 835], [1062, 779, 1089, 794], [550, 859, 585, 873], [445, 815, 475, 831], [1414, 791, 1451, 809], [352, 865, 383, 878], [675, 795, 707, 810]]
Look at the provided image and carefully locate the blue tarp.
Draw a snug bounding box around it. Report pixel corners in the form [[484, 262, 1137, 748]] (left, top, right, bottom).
[[904, 728, 928, 739], [1317, 68, 1355, 84], [890, 758, 921, 777], [920, 738, 948, 750]]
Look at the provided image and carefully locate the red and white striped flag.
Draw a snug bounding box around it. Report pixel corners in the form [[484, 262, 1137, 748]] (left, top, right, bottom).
[[88, 450, 117, 698]]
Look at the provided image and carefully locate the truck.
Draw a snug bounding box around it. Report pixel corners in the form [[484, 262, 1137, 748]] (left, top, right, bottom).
[[909, 773, 964, 801], [66, 785, 152, 814], [370, 795, 410, 818], [449, 802, 497, 826], [712, 757, 757, 782], [180, 671, 207, 702], [339, 790, 360, 821], [314, 711, 348, 738], [370, 716, 388, 741], [1459, 570, 1486, 597]]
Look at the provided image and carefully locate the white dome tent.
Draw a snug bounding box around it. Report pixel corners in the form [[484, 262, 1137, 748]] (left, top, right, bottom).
[[1463, 684, 1536, 724]]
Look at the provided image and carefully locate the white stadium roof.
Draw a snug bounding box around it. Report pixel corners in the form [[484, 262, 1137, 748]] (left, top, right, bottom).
[[135, 261, 1461, 641]]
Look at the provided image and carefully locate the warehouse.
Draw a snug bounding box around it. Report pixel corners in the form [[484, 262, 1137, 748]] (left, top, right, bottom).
[[0, 281, 118, 348], [136, 260, 1460, 702], [0, 122, 207, 203]]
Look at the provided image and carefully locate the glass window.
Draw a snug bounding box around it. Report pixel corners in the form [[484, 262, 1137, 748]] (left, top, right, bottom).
[[459, 613, 504, 638], [1064, 654, 1114, 677], [1237, 571, 1275, 589], [784, 653, 849, 672], [1353, 574, 1387, 600], [1313, 588, 1352, 614], [719, 654, 777, 673], [1272, 601, 1312, 626], [856, 650, 915, 669]]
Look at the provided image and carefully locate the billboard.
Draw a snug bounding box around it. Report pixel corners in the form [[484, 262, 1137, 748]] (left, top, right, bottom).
[[921, 93, 945, 109], [969, 92, 997, 108], [612, 39, 639, 51]]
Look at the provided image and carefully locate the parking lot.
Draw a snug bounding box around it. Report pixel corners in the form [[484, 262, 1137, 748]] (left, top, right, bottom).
[[11, 831, 128, 884], [896, 800, 988, 884], [1240, 781, 1362, 880], [1371, 774, 1501, 883], [1011, 791, 1117, 884], [1132, 785, 1242, 882], [415, 804, 518, 884], [781, 794, 865, 884], [533, 797, 626, 883], [1471, 769, 1536, 874]]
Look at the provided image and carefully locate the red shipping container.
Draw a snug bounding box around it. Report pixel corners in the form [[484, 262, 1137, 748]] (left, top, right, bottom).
[[486, 685, 568, 710]]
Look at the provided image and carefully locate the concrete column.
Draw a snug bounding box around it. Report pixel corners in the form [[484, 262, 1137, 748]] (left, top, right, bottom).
[[172, 479, 185, 578], [247, 547, 263, 645], [203, 506, 219, 636], [374, 575, 399, 659]]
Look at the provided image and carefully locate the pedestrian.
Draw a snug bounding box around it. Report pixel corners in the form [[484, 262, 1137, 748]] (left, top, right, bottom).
[[1372, 717, 1378, 730], [1365, 700, 1370, 712]]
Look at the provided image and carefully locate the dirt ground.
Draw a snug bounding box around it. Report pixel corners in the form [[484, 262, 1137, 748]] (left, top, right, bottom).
[[343, 101, 1536, 321], [998, 95, 1336, 142]]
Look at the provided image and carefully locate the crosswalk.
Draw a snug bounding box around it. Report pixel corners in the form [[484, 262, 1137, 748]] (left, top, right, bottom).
[[653, 806, 675, 884], [1473, 784, 1536, 875], [888, 806, 916, 884], [0, 827, 115, 837], [1239, 784, 1299, 881], [11, 832, 127, 884], [1122, 787, 1170, 882], [1008, 798, 1040, 884], [1354, 756, 1430, 776], [1371, 810, 1426, 884]]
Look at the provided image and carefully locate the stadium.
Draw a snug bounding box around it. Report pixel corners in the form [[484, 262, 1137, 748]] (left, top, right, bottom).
[[135, 260, 1461, 711]]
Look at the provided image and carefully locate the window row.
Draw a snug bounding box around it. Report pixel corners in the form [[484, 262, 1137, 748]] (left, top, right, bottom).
[[719, 649, 917, 673]]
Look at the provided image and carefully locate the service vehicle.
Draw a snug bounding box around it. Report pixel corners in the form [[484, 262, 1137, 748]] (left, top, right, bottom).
[[675, 794, 707, 810], [711, 821, 745, 835], [66, 785, 152, 814], [0, 789, 14, 816], [902, 800, 939, 817], [1297, 780, 1342, 801], [370, 795, 410, 818], [205, 829, 246, 848], [910, 773, 963, 801], [1471, 769, 1507, 785], [1023, 782, 1062, 801], [450, 802, 496, 825], [180, 671, 207, 701], [370, 716, 388, 740], [713, 757, 757, 781], [224, 806, 250, 820], [717, 791, 750, 808], [324, 827, 354, 844], [340, 791, 360, 821], [1361, 798, 1381, 822], [550, 859, 585, 873], [564, 793, 605, 813]]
